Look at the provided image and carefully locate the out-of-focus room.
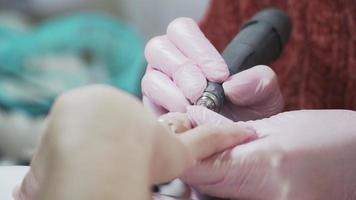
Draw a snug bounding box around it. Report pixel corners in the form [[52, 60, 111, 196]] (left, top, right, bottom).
[[0, 0, 209, 165], [1, 0, 356, 199]]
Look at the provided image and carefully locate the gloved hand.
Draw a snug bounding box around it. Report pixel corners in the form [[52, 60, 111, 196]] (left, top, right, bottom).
[[181, 106, 356, 200], [141, 17, 283, 121]]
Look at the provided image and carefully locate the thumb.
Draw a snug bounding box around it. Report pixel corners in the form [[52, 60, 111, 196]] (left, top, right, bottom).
[[222, 65, 284, 116]]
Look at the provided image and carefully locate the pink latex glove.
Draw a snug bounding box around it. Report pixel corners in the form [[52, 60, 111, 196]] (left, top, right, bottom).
[[182, 106, 356, 200], [141, 17, 283, 121]]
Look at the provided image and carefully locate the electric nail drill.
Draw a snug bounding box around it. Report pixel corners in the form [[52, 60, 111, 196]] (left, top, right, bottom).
[[196, 8, 292, 112]]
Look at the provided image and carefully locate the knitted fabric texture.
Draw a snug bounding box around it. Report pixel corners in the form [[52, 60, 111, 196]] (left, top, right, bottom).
[[200, 0, 356, 110]]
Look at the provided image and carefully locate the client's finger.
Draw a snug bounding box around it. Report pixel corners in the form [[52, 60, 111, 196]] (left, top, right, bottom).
[[179, 123, 257, 161], [158, 112, 192, 133]]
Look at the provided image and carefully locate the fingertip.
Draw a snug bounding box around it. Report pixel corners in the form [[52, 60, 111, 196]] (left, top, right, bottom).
[[203, 62, 230, 83], [142, 70, 189, 112], [144, 35, 166, 60], [254, 65, 277, 79], [167, 17, 197, 36], [222, 65, 278, 106]]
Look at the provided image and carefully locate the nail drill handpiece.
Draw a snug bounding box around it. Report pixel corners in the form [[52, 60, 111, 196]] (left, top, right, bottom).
[[196, 8, 292, 112]]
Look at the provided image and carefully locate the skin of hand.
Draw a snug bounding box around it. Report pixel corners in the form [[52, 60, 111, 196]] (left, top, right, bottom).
[[141, 17, 284, 121], [177, 106, 356, 200], [13, 85, 256, 200]]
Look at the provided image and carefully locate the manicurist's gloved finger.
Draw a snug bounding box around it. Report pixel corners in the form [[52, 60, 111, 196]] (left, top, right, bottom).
[[186, 105, 233, 127], [167, 17, 229, 83], [221, 65, 284, 121], [142, 69, 189, 112], [145, 35, 206, 102]]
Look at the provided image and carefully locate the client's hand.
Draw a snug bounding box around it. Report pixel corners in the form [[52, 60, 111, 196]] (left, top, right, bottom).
[[13, 85, 256, 200], [182, 106, 356, 200]]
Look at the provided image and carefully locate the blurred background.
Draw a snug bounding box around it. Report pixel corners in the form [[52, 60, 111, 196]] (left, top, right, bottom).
[[0, 0, 209, 165]]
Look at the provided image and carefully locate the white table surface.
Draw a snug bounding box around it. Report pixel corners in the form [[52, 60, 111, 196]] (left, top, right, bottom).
[[0, 166, 29, 200]]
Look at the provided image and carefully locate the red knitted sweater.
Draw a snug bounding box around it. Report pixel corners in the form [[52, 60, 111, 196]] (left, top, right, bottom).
[[200, 0, 356, 110]]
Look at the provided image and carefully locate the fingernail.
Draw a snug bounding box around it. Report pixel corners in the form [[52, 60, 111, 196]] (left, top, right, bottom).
[[158, 113, 192, 133], [167, 122, 178, 133], [158, 118, 178, 133]]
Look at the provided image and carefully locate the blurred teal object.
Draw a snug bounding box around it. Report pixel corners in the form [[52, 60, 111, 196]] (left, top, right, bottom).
[[0, 13, 145, 116]]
